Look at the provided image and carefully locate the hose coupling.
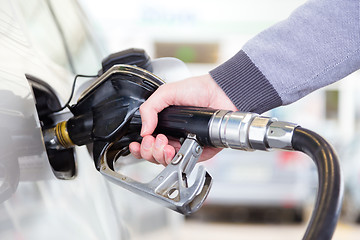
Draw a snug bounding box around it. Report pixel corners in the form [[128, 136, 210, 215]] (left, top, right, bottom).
[[208, 110, 298, 151]]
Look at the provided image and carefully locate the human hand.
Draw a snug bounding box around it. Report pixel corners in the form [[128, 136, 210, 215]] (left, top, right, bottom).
[[129, 73, 237, 165]]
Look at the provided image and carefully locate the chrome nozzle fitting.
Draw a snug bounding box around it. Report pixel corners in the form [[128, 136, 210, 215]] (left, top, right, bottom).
[[209, 110, 298, 151]]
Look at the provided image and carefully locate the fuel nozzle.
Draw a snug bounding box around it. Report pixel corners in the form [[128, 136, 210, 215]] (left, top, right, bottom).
[[42, 62, 215, 215], [42, 51, 298, 216]]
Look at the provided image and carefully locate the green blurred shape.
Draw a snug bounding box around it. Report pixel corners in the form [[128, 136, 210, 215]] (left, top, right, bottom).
[[175, 46, 196, 63]]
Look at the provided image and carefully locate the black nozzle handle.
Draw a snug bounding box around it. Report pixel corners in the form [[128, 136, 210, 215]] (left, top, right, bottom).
[[156, 106, 217, 146]]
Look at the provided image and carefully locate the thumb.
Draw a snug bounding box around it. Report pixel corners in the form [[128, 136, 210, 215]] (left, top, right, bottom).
[[139, 107, 158, 136], [139, 85, 174, 136]]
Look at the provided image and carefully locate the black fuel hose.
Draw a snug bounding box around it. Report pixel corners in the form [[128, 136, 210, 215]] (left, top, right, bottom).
[[292, 127, 343, 240]]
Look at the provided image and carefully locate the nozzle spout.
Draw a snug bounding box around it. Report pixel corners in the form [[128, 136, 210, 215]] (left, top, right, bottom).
[[43, 121, 74, 150]]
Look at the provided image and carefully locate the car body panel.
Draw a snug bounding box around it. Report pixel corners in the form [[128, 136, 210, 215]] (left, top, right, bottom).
[[0, 1, 185, 239]]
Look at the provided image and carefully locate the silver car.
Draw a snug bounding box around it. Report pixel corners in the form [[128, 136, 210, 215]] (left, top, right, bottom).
[[0, 1, 183, 239], [196, 148, 317, 222]]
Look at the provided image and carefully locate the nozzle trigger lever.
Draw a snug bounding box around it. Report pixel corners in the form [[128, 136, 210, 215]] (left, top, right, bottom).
[[99, 133, 213, 215]]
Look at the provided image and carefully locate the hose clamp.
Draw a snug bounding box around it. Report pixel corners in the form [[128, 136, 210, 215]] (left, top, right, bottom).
[[266, 121, 298, 150], [248, 116, 274, 150]]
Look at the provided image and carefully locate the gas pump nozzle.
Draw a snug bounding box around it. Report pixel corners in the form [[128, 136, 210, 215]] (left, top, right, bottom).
[[43, 60, 298, 215], [43, 62, 214, 215]]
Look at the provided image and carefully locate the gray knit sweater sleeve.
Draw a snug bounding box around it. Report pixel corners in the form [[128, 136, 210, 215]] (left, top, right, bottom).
[[210, 0, 360, 113]]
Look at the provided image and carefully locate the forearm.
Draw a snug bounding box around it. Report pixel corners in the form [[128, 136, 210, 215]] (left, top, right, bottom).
[[210, 0, 360, 113]]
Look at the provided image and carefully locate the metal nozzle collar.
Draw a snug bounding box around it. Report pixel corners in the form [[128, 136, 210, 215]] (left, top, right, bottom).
[[209, 110, 298, 151], [209, 110, 259, 150]]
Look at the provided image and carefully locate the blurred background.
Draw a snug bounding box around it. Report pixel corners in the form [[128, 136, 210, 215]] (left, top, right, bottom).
[[79, 0, 360, 239], [2, 0, 360, 239]]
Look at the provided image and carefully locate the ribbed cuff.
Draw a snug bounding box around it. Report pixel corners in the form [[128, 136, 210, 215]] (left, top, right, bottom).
[[209, 50, 282, 114]]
